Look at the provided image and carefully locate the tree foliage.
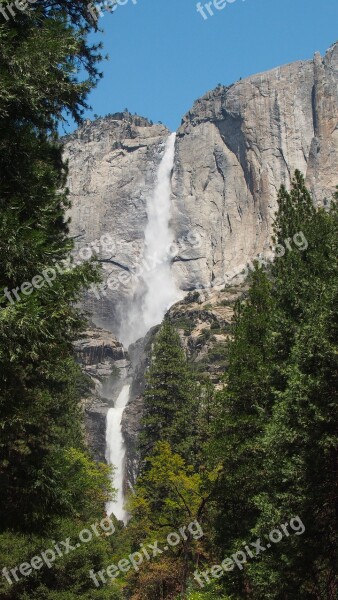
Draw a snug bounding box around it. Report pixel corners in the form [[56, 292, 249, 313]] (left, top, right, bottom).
[[0, 3, 118, 599], [140, 319, 199, 466], [211, 173, 338, 599]]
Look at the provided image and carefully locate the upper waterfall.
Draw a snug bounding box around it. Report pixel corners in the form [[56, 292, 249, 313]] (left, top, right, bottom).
[[121, 132, 182, 346], [142, 132, 182, 331]]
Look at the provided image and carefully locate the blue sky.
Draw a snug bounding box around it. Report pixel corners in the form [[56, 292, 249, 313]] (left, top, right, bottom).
[[66, 0, 338, 133]]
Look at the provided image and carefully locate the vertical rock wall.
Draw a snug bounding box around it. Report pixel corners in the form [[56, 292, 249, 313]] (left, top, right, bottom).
[[170, 43, 338, 291], [65, 44, 338, 338]]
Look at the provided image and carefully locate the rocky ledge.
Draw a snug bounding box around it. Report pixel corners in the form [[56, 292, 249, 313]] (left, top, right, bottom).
[[74, 327, 131, 462]]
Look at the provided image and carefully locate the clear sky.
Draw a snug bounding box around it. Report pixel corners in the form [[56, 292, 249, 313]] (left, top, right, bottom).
[[64, 0, 338, 133]]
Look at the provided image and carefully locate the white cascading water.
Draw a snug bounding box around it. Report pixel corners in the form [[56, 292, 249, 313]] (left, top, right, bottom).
[[120, 132, 182, 346], [105, 384, 130, 523], [106, 133, 181, 522], [141, 132, 182, 331]]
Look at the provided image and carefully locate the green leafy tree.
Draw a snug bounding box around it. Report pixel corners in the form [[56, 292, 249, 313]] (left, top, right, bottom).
[[130, 441, 209, 530], [125, 442, 212, 600]]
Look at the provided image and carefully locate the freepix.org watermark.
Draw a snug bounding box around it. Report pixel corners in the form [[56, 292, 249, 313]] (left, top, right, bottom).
[[2, 231, 115, 306], [87, 0, 138, 23], [193, 230, 309, 300], [89, 520, 204, 588], [193, 516, 305, 588], [2, 517, 115, 586], [196, 0, 241, 21], [88, 228, 203, 300], [1, 228, 202, 306], [0, 0, 36, 22], [238, 230, 308, 279]]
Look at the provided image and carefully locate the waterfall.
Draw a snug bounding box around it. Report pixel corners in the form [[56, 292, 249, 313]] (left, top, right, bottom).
[[106, 134, 181, 521], [105, 384, 130, 523], [120, 132, 182, 346], [141, 132, 181, 330]]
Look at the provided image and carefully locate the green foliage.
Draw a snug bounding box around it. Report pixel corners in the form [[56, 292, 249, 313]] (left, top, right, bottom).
[[0, 1, 102, 129], [0, 3, 118, 600], [129, 441, 205, 529], [246, 180, 338, 599], [206, 342, 228, 364], [184, 583, 230, 600], [0, 0, 104, 533], [140, 319, 199, 466], [174, 316, 195, 336], [124, 442, 214, 600], [53, 448, 114, 520], [127, 555, 187, 600], [210, 267, 275, 595], [219, 299, 232, 307], [211, 174, 338, 599], [0, 519, 121, 600], [198, 328, 211, 342]]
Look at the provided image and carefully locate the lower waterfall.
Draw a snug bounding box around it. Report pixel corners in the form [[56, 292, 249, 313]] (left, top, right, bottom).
[[105, 384, 130, 523]]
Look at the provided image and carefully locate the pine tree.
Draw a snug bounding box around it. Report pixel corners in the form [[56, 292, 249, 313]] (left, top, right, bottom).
[[270, 171, 317, 372], [210, 175, 337, 599], [0, 1, 104, 532], [209, 175, 337, 599], [140, 319, 198, 466], [0, 3, 120, 598], [248, 184, 338, 599], [210, 268, 275, 595]]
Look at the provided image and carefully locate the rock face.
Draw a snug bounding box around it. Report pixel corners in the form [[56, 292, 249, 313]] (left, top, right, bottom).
[[121, 326, 159, 488], [74, 327, 130, 462], [64, 113, 170, 340], [171, 42, 338, 291], [64, 44, 338, 340]]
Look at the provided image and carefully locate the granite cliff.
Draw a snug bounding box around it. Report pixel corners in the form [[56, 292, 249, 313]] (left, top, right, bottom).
[[65, 43, 338, 468], [64, 42, 338, 341], [64, 114, 170, 340], [172, 42, 338, 291]]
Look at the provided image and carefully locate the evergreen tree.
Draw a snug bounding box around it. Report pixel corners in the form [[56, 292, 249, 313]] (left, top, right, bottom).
[[210, 174, 337, 599], [270, 171, 317, 373], [0, 0, 103, 534], [0, 3, 120, 599], [248, 184, 338, 599], [140, 319, 198, 465], [210, 268, 275, 595]]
